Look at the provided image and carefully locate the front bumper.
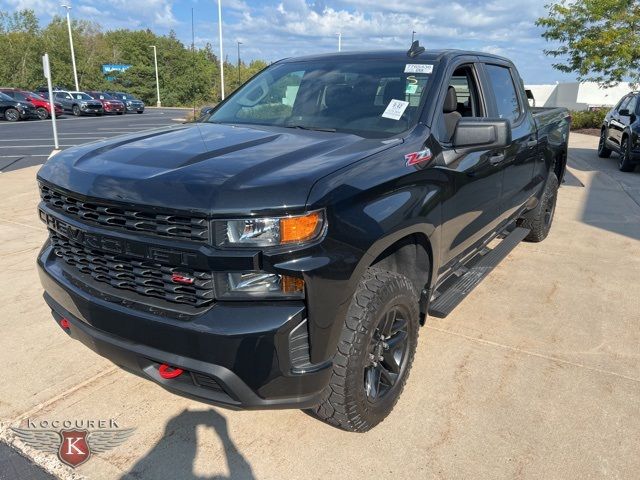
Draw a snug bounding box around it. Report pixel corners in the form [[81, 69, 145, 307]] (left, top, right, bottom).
[[104, 104, 124, 113], [126, 104, 144, 112], [38, 245, 332, 409], [19, 107, 37, 119]]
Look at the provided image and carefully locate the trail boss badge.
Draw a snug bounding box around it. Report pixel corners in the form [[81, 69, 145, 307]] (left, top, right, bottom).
[[11, 420, 135, 468]]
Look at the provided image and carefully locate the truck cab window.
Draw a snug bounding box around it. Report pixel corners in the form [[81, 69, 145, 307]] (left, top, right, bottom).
[[485, 64, 521, 123], [438, 64, 483, 143]]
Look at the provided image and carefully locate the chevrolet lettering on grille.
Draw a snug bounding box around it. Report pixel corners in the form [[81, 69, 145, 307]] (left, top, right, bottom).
[[39, 210, 199, 267]]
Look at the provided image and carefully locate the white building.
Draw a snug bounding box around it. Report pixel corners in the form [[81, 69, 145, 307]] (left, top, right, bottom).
[[524, 82, 635, 110]]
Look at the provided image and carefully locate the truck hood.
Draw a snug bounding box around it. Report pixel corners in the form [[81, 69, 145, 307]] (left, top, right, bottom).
[[37, 122, 400, 214]]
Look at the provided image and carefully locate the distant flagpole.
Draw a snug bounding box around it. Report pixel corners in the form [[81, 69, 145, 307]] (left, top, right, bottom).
[[218, 0, 225, 100]]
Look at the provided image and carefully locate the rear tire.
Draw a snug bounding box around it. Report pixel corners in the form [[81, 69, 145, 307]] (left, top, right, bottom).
[[519, 172, 559, 242], [36, 107, 49, 120], [308, 267, 419, 432], [619, 136, 636, 172], [598, 129, 612, 158], [4, 108, 19, 122]]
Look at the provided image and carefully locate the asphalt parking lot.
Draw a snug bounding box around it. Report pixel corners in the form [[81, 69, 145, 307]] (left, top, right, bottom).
[[0, 133, 638, 479], [0, 108, 191, 172]]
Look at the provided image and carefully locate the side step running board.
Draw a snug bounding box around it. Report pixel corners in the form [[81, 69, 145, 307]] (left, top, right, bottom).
[[428, 227, 530, 318]]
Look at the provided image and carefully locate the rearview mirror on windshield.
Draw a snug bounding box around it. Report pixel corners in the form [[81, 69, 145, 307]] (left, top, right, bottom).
[[453, 118, 511, 150]]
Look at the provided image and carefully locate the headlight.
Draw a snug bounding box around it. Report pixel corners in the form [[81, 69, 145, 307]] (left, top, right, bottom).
[[215, 272, 304, 299], [215, 210, 325, 248], [126, 101, 132, 105]]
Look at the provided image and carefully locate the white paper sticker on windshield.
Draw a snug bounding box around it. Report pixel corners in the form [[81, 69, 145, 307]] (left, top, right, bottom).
[[382, 99, 409, 120], [404, 64, 433, 74]]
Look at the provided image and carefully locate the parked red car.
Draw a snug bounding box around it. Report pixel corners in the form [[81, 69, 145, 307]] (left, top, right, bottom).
[[86, 91, 125, 115], [0, 88, 63, 120]]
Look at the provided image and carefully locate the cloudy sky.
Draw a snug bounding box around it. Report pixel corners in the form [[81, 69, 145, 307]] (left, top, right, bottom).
[[1, 0, 575, 84]]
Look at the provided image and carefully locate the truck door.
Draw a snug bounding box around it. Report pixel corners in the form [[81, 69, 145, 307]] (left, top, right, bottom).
[[482, 63, 538, 220], [436, 62, 507, 266]]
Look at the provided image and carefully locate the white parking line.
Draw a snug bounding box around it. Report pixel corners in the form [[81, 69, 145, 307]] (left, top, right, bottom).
[[0, 154, 48, 158], [0, 137, 106, 142], [0, 145, 77, 148]]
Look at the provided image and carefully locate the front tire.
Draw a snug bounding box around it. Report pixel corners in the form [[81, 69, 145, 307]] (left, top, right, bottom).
[[72, 105, 81, 117], [36, 107, 49, 120], [309, 268, 419, 432], [598, 129, 612, 158], [619, 137, 636, 172], [519, 172, 559, 242]]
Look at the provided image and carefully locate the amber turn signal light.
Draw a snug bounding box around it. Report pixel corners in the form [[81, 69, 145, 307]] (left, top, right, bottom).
[[281, 275, 305, 294], [280, 211, 323, 244]]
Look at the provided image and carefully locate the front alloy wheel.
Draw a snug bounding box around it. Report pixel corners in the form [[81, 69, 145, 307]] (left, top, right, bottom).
[[619, 137, 636, 172], [72, 105, 81, 116], [597, 129, 612, 158], [36, 107, 49, 120], [4, 108, 19, 122], [364, 306, 410, 402]]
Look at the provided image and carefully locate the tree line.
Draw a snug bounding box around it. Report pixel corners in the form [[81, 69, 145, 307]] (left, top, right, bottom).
[[0, 9, 268, 107]]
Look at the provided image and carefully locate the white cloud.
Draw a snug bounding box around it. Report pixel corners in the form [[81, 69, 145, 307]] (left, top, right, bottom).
[[0, 0, 576, 83]]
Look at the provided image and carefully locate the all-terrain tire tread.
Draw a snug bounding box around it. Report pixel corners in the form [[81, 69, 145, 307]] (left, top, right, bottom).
[[309, 268, 419, 432]]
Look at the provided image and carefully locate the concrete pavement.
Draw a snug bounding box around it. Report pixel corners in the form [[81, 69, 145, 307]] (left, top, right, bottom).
[[0, 133, 638, 479]]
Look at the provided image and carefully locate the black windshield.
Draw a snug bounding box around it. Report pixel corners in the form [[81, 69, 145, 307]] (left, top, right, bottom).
[[207, 59, 435, 138]]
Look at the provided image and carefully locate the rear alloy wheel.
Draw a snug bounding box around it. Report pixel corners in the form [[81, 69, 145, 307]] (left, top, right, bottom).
[[309, 267, 419, 432], [36, 107, 49, 120], [597, 129, 612, 158], [518, 172, 559, 242], [72, 105, 81, 117], [619, 137, 636, 172]]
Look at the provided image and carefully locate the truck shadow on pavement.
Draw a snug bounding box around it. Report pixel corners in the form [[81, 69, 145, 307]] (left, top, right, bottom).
[[566, 147, 640, 242], [120, 409, 255, 480]]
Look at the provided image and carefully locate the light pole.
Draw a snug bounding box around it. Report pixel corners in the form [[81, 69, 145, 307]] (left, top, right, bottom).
[[60, 3, 79, 91], [217, 0, 225, 100], [237, 41, 242, 87], [336, 32, 342, 52], [149, 45, 161, 107]]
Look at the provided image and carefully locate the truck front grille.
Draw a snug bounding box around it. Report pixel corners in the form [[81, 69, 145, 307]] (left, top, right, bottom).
[[40, 184, 209, 242], [50, 231, 214, 307]]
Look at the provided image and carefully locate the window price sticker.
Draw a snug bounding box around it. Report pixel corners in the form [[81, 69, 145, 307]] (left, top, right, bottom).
[[404, 64, 433, 74], [382, 99, 410, 120]]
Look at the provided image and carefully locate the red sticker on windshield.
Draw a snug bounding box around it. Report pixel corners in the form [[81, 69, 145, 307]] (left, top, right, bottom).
[[405, 149, 432, 166]]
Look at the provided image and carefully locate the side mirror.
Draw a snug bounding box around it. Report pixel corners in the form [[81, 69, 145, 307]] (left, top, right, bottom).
[[619, 108, 630, 116], [453, 118, 511, 150]]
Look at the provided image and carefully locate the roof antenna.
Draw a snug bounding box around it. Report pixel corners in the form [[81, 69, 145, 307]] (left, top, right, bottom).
[[407, 40, 425, 58]]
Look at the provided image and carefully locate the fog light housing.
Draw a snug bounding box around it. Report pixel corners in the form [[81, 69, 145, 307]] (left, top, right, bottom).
[[215, 271, 304, 300]]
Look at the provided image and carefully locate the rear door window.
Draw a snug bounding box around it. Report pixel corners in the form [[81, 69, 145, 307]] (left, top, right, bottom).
[[485, 64, 522, 123]]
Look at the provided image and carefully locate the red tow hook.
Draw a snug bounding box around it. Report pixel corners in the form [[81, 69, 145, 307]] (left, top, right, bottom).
[[60, 318, 70, 330], [159, 363, 184, 379]]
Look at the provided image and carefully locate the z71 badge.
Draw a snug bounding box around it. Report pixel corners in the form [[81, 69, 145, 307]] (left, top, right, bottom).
[[404, 148, 433, 167]]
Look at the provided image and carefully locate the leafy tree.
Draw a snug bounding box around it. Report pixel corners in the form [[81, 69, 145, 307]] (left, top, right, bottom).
[[537, 0, 640, 86], [0, 8, 269, 106]]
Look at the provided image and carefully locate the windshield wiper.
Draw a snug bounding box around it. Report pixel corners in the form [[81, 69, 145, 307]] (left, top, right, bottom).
[[284, 125, 337, 133]]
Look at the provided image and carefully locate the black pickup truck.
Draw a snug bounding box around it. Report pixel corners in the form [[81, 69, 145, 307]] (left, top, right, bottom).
[[37, 46, 570, 432]]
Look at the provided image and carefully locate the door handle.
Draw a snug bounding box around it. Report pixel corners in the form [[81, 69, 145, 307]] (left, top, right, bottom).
[[488, 153, 505, 165]]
